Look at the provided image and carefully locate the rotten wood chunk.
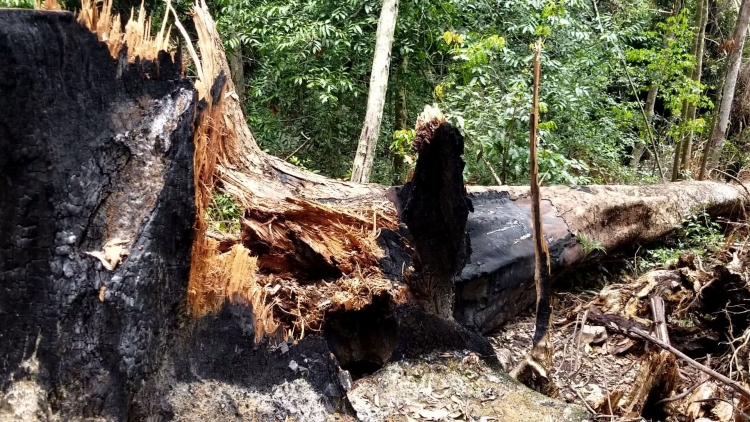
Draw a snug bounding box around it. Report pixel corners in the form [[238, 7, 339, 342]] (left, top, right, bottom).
[[617, 350, 678, 418]]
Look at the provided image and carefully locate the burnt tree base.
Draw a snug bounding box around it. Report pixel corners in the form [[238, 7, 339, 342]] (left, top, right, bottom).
[[0, 9, 197, 420]]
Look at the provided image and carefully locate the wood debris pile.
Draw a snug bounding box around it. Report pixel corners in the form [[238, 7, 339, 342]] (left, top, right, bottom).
[[495, 233, 750, 421]]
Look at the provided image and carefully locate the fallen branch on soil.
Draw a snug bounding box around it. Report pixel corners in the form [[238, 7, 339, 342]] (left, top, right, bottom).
[[650, 296, 670, 345], [590, 305, 750, 400], [654, 381, 705, 405], [692, 397, 750, 420]]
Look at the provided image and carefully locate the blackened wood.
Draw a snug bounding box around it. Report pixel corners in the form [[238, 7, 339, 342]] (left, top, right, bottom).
[[0, 9, 195, 420], [396, 122, 472, 318], [0, 10, 345, 421]]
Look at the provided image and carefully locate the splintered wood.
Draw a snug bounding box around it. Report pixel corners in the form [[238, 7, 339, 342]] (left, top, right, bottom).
[[75, 0, 172, 62], [177, 0, 404, 342]]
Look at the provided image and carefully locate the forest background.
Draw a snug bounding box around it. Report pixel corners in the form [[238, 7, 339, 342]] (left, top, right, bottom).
[[7, 0, 750, 190]]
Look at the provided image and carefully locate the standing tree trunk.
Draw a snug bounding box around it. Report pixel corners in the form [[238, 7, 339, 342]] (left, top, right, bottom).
[[631, 85, 659, 170], [699, 0, 750, 180], [350, 0, 399, 183], [631, 0, 681, 171], [680, 0, 709, 173], [229, 48, 245, 103], [393, 56, 408, 184], [673, 0, 708, 180], [672, 102, 689, 181], [510, 41, 555, 396]]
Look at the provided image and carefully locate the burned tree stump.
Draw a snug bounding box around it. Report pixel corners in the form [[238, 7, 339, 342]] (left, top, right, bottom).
[[396, 114, 472, 319], [0, 9, 196, 420], [386, 109, 496, 362]]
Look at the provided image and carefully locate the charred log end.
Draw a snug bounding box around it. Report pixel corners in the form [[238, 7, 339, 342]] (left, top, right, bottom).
[[387, 114, 500, 366], [453, 190, 580, 333], [398, 120, 472, 318]]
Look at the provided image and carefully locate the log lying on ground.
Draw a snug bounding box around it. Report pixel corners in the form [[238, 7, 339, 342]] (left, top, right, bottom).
[[176, 0, 750, 341], [456, 182, 750, 332]]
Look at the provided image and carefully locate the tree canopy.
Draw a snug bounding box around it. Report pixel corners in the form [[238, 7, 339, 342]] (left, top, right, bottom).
[[7, 0, 749, 186]]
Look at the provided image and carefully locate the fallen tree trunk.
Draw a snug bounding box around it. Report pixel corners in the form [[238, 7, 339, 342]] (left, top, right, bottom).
[[456, 182, 750, 332], [177, 1, 750, 339]]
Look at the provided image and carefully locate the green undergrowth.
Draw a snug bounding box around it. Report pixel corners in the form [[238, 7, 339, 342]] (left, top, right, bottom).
[[0, 0, 34, 7], [636, 210, 724, 272], [560, 210, 727, 292], [207, 192, 242, 234]]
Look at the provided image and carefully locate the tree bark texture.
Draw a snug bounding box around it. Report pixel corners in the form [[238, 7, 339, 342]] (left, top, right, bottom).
[[395, 121, 472, 318], [350, 0, 399, 184], [0, 10, 197, 419], [699, 0, 750, 179]]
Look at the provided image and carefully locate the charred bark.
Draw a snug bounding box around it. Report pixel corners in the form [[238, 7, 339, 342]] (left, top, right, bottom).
[[455, 183, 750, 333], [395, 120, 472, 318], [0, 10, 197, 420]]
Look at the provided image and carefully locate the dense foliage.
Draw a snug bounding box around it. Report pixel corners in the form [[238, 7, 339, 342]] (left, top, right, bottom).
[[207, 0, 749, 185], [5, 0, 747, 185]]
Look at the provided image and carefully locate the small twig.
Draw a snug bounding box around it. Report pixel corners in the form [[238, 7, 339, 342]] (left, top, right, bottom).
[[569, 313, 581, 372], [691, 397, 750, 420], [574, 309, 590, 373], [598, 355, 614, 416], [654, 380, 705, 405], [712, 168, 750, 196], [284, 132, 312, 160]]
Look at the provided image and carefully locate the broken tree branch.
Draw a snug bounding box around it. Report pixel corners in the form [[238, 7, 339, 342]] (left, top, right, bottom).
[[651, 296, 670, 345], [591, 306, 750, 400], [511, 40, 556, 395]]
